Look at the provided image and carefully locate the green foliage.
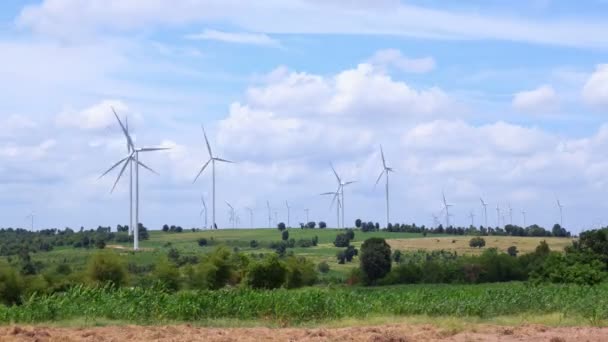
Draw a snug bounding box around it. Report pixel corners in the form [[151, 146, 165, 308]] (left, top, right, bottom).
[[317, 261, 330, 274], [392, 250, 402, 263], [277, 222, 286, 231], [153, 258, 180, 292], [469, 237, 486, 248], [318, 221, 327, 229], [197, 238, 208, 247], [188, 247, 236, 290], [249, 240, 259, 248], [530, 252, 606, 285], [355, 219, 362, 228], [507, 246, 518, 257], [360, 238, 392, 284], [245, 254, 287, 289], [86, 252, 127, 287], [285, 256, 317, 289], [333, 233, 350, 247], [281, 230, 289, 241], [0, 261, 24, 305]]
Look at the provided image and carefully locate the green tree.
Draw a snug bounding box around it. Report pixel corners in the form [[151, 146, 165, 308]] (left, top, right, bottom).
[[469, 237, 486, 248], [507, 246, 518, 257], [246, 254, 287, 289], [360, 238, 392, 284], [0, 262, 24, 305], [87, 251, 127, 286], [333, 233, 350, 247], [282, 230, 289, 241], [277, 222, 286, 231], [154, 258, 180, 291], [355, 219, 362, 228]]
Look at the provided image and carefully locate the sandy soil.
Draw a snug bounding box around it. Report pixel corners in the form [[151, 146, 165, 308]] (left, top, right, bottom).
[[1, 324, 607, 342]]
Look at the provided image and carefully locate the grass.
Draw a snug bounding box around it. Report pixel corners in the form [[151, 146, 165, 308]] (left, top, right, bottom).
[[2, 283, 608, 325], [387, 236, 575, 255]]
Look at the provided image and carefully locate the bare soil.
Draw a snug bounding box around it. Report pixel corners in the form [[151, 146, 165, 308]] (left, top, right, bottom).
[[1, 324, 607, 341]]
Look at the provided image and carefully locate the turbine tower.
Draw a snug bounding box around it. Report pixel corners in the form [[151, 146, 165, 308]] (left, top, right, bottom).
[[99, 108, 169, 250], [495, 204, 501, 228], [246, 207, 254, 228], [329, 163, 355, 228], [442, 191, 453, 228], [267, 201, 272, 228], [375, 145, 394, 228], [285, 201, 291, 228], [556, 198, 564, 226], [469, 211, 475, 227], [200, 196, 208, 229], [321, 190, 342, 228], [479, 198, 488, 227], [508, 203, 513, 225], [225, 201, 235, 229], [521, 210, 526, 228], [193, 125, 234, 230], [304, 208, 310, 223], [25, 212, 34, 231]]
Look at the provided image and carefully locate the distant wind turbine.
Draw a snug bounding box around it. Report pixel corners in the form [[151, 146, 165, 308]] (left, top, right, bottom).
[[99, 107, 169, 250], [25, 212, 34, 231], [556, 198, 564, 226], [480, 198, 488, 227], [285, 201, 291, 228], [246, 207, 254, 228], [375, 145, 394, 228], [496, 204, 501, 228], [193, 125, 234, 230], [469, 211, 475, 227], [329, 163, 355, 228], [521, 210, 526, 228], [304, 208, 310, 223], [321, 190, 342, 228], [225, 201, 235, 229], [267, 201, 272, 228], [508, 203, 513, 225], [442, 191, 453, 228]]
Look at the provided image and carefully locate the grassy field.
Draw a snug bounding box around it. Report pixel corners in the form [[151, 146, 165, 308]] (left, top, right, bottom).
[[2, 283, 607, 325], [387, 236, 575, 255]]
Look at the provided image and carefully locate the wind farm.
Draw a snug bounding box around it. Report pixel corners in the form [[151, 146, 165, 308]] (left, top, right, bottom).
[[2, 1, 608, 340]]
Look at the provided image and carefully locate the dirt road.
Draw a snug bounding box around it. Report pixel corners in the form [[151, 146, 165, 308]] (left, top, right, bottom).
[[1, 324, 607, 341]]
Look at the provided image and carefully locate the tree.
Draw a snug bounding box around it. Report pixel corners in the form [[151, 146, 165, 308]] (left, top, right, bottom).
[[95, 240, 106, 249], [250, 240, 259, 248], [87, 252, 127, 286], [306, 221, 316, 229], [317, 261, 330, 273], [162, 224, 169, 232], [392, 250, 402, 263], [277, 222, 286, 231], [246, 254, 287, 289], [334, 233, 350, 247], [154, 258, 180, 291], [375, 223, 380, 231], [507, 246, 518, 257], [344, 245, 358, 262], [319, 221, 327, 229], [469, 237, 486, 248], [355, 219, 362, 228], [282, 230, 289, 241], [360, 238, 392, 284], [345, 229, 355, 241], [198, 238, 208, 247]]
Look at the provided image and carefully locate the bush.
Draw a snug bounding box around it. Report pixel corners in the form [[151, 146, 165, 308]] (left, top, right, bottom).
[[469, 237, 486, 248], [285, 256, 317, 288], [345, 229, 355, 241], [86, 252, 127, 287], [198, 238, 208, 247], [250, 240, 259, 248], [317, 261, 330, 274], [282, 230, 289, 241], [392, 250, 402, 263], [507, 246, 518, 257], [0, 262, 24, 305], [153, 258, 180, 292], [277, 222, 286, 231], [188, 247, 236, 290], [246, 254, 287, 289], [319, 221, 327, 229], [334, 233, 350, 247], [360, 238, 392, 284]]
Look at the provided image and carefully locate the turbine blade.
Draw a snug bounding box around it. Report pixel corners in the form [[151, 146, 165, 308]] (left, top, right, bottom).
[[192, 159, 211, 184], [330, 163, 341, 183], [202, 125, 213, 157], [111, 107, 134, 151], [214, 157, 234, 163], [139, 147, 170, 152], [110, 158, 130, 193], [99, 156, 130, 179], [374, 170, 384, 187], [137, 159, 159, 175], [380, 145, 387, 169], [330, 191, 339, 209], [320, 192, 335, 196], [343, 181, 356, 186]]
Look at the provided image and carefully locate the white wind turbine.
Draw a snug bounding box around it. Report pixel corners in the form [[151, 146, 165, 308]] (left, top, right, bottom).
[[375, 145, 395, 228], [25, 212, 34, 231], [285, 201, 291, 228], [508, 203, 513, 225], [521, 210, 527, 228], [495, 204, 501, 228], [99, 108, 169, 250], [442, 191, 453, 228], [329, 163, 355, 228], [304, 208, 310, 224], [479, 198, 488, 227], [267, 201, 272, 228], [321, 190, 342, 228], [193, 125, 234, 230], [200, 196, 208, 229], [246, 207, 254, 228], [225, 201, 235, 229], [469, 211, 475, 227], [556, 198, 564, 226]]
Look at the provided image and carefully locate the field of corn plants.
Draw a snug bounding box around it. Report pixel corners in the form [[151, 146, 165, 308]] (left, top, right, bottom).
[[1, 282, 608, 325]]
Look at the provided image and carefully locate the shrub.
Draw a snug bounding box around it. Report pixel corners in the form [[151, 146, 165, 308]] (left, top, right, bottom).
[[282, 230, 289, 241], [392, 250, 402, 263], [188, 247, 236, 290], [507, 246, 518, 257], [285, 256, 317, 288], [154, 258, 180, 292], [246, 254, 287, 289], [345, 229, 355, 241], [360, 238, 392, 284], [319, 221, 327, 229], [198, 238, 208, 247], [0, 262, 24, 305], [469, 237, 486, 248], [86, 251, 127, 287], [334, 233, 350, 247], [249, 240, 259, 248], [317, 261, 330, 274], [277, 222, 286, 231]]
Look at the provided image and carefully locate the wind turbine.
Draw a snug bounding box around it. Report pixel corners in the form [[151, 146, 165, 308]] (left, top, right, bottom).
[[193, 125, 234, 230], [521, 210, 526, 228], [442, 191, 453, 228], [200, 196, 208, 229], [267, 201, 272, 228], [480, 198, 488, 227], [508, 203, 514, 225], [495, 204, 501, 228], [99, 108, 169, 250], [225, 201, 235, 228], [375, 145, 394, 228], [556, 198, 564, 226], [246, 207, 254, 228], [329, 163, 355, 228], [321, 190, 342, 228], [25, 212, 34, 231], [469, 211, 475, 227], [285, 201, 291, 228], [431, 213, 440, 228], [304, 208, 310, 223]]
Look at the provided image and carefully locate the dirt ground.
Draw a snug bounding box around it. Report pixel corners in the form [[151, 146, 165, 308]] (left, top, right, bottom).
[[1, 324, 607, 342]]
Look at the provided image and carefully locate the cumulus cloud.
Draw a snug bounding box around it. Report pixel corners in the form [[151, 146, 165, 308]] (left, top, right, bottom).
[[55, 100, 135, 131], [368, 49, 435, 73], [185, 29, 279, 47], [583, 64, 608, 108], [512, 85, 559, 113]]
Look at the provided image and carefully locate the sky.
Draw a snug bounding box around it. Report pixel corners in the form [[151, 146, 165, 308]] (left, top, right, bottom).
[[1, 0, 608, 233]]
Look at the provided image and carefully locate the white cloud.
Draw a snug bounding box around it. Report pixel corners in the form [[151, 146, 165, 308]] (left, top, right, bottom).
[[512, 85, 559, 113], [56, 100, 133, 130], [185, 29, 279, 47], [583, 64, 608, 108], [16, 0, 608, 48], [368, 49, 435, 73]]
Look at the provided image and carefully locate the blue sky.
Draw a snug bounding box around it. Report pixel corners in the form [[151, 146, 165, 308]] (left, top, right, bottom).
[[1, 0, 608, 233]]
